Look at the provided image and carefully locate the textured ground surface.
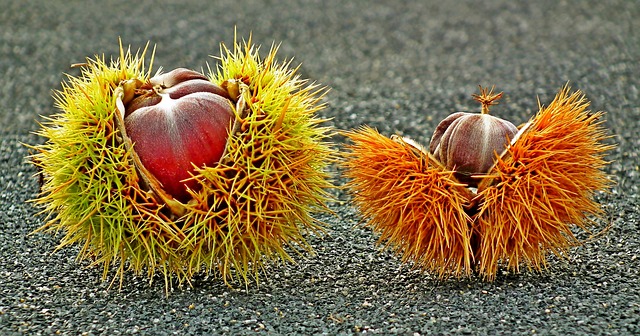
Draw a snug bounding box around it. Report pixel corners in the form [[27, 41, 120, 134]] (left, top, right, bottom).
[[1, 0, 639, 334]]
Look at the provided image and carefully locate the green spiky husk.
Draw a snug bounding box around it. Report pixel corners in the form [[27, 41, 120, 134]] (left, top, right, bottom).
[[29, 40, 335, 289], [181, 40, 335, 284]]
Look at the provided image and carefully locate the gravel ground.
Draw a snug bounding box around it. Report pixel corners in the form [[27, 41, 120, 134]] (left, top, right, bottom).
[[1, 0, 639, 334]]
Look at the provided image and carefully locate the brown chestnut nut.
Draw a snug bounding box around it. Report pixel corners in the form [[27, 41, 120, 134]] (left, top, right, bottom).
[[429, 87, 518, 187], [123, 68, 234, 203]]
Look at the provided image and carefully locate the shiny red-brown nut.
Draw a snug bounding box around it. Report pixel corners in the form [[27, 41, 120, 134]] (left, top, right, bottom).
[[124, 68, 234, 202], [429, 112, 518, 186]]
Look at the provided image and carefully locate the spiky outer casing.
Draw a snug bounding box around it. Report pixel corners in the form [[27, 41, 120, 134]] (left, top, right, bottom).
[[181, 41, 334, 284], [474, 86, 614, 280], [29, 40, 334, 289], [342, 127, 474, 278], [29, 47, 184, 285], [341, 86, 613, 281]]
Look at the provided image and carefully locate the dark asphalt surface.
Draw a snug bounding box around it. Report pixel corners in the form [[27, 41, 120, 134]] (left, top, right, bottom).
[[1, 0, 639, 334]]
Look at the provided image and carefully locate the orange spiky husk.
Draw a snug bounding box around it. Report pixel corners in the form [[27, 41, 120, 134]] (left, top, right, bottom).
[[474, 85, 614, 280], [342, 127, 474, 278], [341, 85, 613, 281]]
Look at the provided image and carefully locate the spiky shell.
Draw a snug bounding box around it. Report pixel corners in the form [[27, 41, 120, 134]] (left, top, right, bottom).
[[181, 40, 335, 284], [29, 39, 334, 289], [341, 86, 613, 280], [342, 127, 475, 278], [474, 86, 614, 280]]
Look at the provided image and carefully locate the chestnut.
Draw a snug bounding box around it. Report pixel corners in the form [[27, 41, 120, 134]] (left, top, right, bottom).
[[429, 87, 518, 186], [122, 68, 234, 203]]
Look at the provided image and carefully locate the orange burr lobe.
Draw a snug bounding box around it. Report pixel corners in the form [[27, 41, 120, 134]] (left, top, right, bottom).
[[474, 86, 614, 279], [343, 127, 475, 278]]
